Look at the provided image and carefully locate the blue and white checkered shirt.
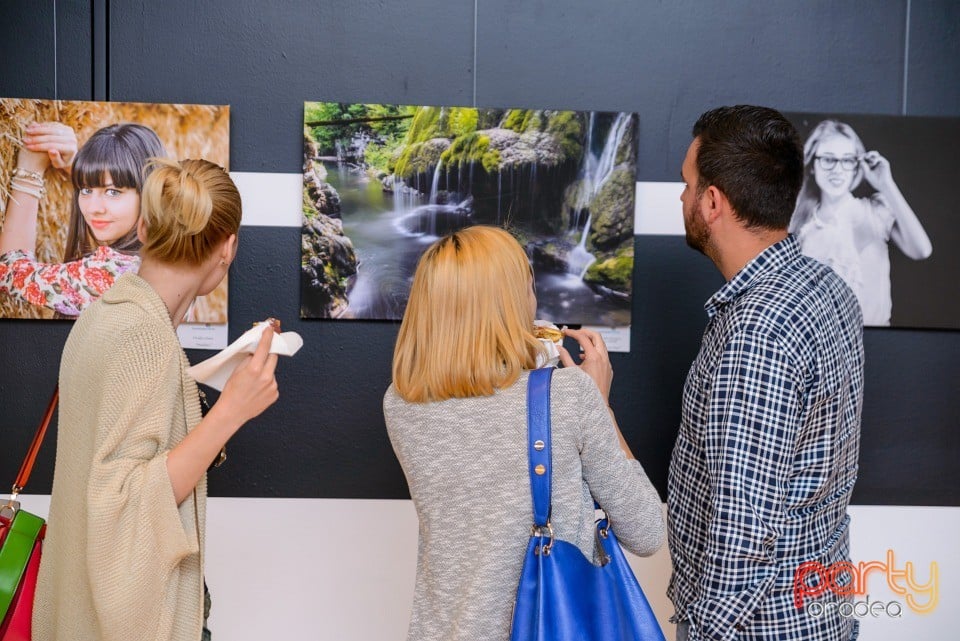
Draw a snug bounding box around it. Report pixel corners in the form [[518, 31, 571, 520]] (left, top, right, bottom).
[[668, 235, 864, 641]]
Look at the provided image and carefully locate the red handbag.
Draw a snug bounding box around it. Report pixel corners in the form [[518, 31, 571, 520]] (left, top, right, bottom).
[[0, 387, 57, 641]]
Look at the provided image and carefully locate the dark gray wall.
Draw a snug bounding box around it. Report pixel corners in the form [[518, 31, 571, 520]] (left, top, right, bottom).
[[2, 0, 958, 504]]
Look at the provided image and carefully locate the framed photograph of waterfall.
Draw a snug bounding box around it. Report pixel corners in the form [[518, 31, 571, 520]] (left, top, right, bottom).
[[300, 102, 638, 344]]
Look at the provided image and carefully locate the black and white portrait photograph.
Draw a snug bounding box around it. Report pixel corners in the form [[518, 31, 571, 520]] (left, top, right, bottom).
[[786, 112, 959, 330]]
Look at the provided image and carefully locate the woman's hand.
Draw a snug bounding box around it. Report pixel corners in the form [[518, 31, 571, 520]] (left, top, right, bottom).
[[216, 327, 280, 426], [167, 329, 280, 505], [21, 122, 78, 173], [859, 150, 893, 191], [558, 327, 613, 403]]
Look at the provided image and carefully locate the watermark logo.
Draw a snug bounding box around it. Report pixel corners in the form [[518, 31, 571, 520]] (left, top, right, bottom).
[[793, 550, 938, 618]]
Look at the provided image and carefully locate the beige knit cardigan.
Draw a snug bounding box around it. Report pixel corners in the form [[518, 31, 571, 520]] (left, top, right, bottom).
[[33, 273, 206, 641]]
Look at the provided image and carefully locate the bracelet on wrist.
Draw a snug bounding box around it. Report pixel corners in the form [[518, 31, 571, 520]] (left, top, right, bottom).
[[9, 175, 46, 199], [13, 167, 44, 182]]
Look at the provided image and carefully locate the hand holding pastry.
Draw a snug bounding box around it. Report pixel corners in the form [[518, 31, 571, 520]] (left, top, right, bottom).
[[558, 327, 613, 403]]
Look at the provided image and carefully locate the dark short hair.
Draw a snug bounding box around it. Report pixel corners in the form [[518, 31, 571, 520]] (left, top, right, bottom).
[[692, 105, 802, 231]]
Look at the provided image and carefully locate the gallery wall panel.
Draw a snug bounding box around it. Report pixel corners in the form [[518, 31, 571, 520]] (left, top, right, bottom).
[[2, 2, 959, 506], [200, 225, 409, 500], [0, 0, 91, 100], [0, 319, 68, 496], [856, 329, 960, 505], [475, 0, 908, 182], [107, 0, 477, 172], [905, 0, 960, 115]]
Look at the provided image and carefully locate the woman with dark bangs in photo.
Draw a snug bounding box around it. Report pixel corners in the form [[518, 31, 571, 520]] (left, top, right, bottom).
[[1, 122, 166, 315]]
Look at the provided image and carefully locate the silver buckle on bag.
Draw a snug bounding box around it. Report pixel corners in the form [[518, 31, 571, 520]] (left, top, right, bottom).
[[531, 521, 555, 556], [595, 510, 611, 566], [1, 496, 21, 522]]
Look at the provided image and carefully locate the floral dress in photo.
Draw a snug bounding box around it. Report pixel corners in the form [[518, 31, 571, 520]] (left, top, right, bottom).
[[0, 245, 141, 316]]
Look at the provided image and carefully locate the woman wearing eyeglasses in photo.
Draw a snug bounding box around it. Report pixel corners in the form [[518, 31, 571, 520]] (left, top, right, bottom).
[[789, 119, 932, 326]]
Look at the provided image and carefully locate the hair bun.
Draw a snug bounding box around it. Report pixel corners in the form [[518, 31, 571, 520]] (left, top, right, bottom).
[[173, 161, 214, 235], [139, 157, 241, 266], [141, 158, 214, 236]]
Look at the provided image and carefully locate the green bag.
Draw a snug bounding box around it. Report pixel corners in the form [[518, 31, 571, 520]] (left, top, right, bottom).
[[0, 387, 57, 640]]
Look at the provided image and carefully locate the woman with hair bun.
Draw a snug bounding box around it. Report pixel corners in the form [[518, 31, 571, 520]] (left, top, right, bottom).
[[33, 159, 280, 641]]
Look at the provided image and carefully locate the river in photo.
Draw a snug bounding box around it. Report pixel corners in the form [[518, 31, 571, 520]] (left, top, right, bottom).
[[326, 161, 630, 326]]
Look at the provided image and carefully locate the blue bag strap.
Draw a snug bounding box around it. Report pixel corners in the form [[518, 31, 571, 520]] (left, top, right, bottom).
[[526, 367, 553, 528]]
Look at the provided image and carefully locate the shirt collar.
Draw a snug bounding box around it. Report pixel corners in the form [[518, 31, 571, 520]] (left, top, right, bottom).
[[704, 234, 800, 318]]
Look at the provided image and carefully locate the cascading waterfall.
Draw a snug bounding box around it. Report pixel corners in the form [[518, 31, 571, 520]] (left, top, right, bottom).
[[497, 170, 502, 223], [565, 112, 632, 276], [387, 159, 474, 240], [429, 158, 443, 206], [530, 162, 537, 212], [594, 112, 630, 193], [581, 112, 598, 186], [567, 212, 596, 278]]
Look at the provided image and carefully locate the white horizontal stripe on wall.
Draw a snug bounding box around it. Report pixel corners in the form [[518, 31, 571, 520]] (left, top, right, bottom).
[[17, 496, 957, 640], [634, 181, 685, 236], [232, 171, 688, 237], [232, 171, 302, 228]]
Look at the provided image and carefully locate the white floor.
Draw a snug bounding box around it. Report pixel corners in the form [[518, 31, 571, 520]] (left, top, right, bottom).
[[17, 496, 956, 640]]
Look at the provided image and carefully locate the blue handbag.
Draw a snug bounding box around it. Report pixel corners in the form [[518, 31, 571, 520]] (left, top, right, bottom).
[[510, 367, 666, 641]]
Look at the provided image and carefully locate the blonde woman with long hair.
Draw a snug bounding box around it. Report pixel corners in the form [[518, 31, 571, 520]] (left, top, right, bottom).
[[384, 225, 664, 641], [34, 159, 280, 641]]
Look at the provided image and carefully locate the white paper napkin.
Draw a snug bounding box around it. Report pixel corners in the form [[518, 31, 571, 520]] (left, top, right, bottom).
[[187, 321, 303, 391]]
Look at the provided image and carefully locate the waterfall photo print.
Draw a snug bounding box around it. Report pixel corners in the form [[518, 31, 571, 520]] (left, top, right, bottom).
[[300, 102, 638, 327]]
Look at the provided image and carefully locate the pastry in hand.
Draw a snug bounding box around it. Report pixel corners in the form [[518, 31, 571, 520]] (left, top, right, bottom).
[[533, 320, 563, 343]]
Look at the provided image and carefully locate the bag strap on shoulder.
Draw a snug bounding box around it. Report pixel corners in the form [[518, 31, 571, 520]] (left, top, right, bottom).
[[526, 368, 553, 528]]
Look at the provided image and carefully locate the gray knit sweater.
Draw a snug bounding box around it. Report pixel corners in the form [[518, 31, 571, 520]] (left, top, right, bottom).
[[384, 366, 665, 641]]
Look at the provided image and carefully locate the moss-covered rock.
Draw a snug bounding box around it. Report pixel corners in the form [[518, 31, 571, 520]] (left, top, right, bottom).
[[527, 239, 573, 273], [301, 129, 358, 317], [404, 106, 443, 144], [584, 244, 634, 298], [614, 114, 637, 166], [443, 107, 479, 137], [501, 109, 528, 132], [392, 137, 451, 179], [483, 128, 567, 168], [589, 166, 635, 251], [401, 106, 480, 146], [303, 166, 340, 219], [300, 214, 358, 318], [499, 110, 583, 161], [439, 132, 501, 172], [545, 110, 584, 160]]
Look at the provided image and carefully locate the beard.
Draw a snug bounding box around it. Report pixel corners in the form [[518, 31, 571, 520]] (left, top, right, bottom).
[[684, 200, 711, 255]]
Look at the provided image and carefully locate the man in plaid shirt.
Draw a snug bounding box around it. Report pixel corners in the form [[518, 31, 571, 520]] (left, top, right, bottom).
[[668, 106, 864, 641]]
